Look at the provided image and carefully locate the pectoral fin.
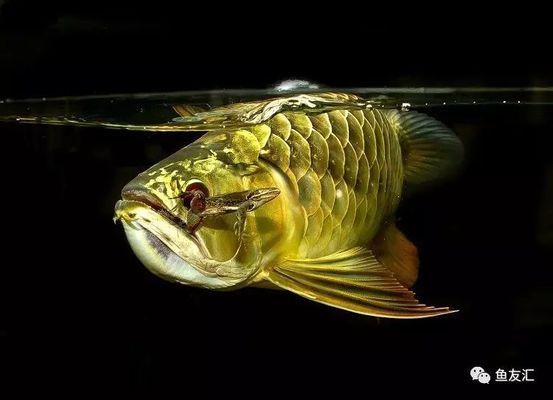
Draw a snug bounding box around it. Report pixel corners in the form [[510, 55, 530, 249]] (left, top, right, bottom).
[[268, 247, 454, 319]]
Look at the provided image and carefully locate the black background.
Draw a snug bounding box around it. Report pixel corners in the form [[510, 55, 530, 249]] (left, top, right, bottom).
[[0, 0, 552, 396]]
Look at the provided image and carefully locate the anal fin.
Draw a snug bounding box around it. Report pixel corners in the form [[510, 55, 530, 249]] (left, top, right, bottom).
[[268, 247, 454, 319], [373, 223, 419, 288]]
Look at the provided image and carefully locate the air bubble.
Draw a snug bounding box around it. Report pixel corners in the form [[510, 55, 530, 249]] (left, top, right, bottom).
[[273, 79, 320, 91], [401, 102, 411, 111]]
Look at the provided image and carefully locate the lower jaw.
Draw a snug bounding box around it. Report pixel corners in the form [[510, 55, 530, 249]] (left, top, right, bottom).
[[121, 220, 234, 289]]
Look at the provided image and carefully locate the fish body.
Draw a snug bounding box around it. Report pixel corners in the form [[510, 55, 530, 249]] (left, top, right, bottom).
[[115, 94, 462, 318]]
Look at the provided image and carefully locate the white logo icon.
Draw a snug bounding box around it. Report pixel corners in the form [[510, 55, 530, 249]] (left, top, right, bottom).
[[478, 372, 491, 384], [470, 366, 486, 381]]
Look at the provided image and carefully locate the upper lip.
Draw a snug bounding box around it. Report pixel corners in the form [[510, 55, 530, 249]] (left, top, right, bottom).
[[122, 189, 166, 211], [121, 189, 188, 230]]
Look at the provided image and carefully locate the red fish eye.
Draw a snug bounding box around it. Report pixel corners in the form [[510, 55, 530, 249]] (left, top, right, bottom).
[[180, 192, 195, 209], [190, 194, 206, 213], [179, 181, 209, 209], [185, 182, 209, 196]]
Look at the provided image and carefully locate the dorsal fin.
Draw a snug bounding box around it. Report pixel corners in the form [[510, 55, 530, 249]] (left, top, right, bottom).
[[173, 104, 210, 118]]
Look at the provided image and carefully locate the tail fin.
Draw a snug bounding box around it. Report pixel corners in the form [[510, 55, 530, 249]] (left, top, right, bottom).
[[386, 110, 463, 185]]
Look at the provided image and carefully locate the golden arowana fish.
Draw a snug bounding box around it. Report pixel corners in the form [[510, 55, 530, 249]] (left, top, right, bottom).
[[114, 93, 463, 318]]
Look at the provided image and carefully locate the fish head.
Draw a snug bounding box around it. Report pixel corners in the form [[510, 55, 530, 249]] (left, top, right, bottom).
[[114, 131, 283, 289]]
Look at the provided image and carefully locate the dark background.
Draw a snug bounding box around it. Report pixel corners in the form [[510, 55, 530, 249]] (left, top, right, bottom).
[[0, 0, 552, 396]]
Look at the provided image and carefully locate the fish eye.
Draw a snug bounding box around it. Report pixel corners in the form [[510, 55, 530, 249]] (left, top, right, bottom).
[[190, 193, 206, 213], [185, 181, 209, 196], [180, 180, 209, 210]]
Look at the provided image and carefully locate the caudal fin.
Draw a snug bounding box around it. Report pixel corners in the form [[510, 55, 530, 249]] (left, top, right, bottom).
[[386, 110, 463, 185]]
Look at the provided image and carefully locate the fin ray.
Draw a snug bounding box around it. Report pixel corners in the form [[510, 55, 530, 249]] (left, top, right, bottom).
[[268, 247, 454, 319], [373, 223, 419, 288]]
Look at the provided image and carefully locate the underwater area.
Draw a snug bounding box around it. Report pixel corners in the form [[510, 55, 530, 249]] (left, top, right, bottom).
[[0, 0, 552, 395], [1, 88, 552, 392]]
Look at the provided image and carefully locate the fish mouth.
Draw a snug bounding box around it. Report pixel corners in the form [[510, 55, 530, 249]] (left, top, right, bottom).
[[121, 189, 190, 231], [117, 205, 230, 288], [116, 186, 242, 264], [116, 187, 205, 253], [115, 189, 227, 285]]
